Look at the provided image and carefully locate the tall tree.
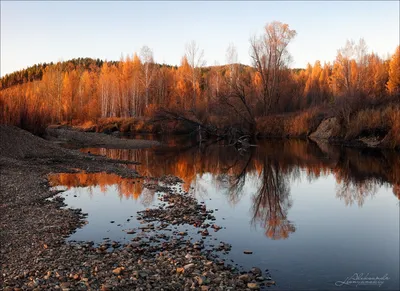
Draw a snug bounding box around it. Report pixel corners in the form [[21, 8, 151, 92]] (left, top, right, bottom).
[[185, 40, 206, 110], [140, 46, 155, 109], [250, 21, 296, 115], [387, 46, 400, 98], [331, 38, 369, 98]]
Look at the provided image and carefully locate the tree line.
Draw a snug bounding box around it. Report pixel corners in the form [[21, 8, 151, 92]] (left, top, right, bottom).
[[0, 21, 399, 135]]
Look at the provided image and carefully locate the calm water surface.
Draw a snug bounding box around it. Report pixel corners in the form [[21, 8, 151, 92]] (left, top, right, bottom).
[[50, 138, 400, 290]]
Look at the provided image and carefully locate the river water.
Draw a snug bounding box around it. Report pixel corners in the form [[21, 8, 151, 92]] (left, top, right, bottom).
[[50, 138, 400, 290]]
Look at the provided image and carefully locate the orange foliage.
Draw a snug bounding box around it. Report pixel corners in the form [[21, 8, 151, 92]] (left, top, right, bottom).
[[387, 46, 400, 97], [0, 37, 398, 141]]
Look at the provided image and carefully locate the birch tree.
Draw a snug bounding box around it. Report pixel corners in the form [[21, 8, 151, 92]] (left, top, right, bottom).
[[140, 46, 155, 109], [185, 40, 206, 110]]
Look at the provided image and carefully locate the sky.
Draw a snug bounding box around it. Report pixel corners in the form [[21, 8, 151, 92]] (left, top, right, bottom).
[[1, 1, 399, 77]]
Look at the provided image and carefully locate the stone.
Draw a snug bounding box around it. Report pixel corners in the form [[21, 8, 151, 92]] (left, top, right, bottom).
[[251, 267, 262, 276], [247, 282, 260, 289], [185, 253, 193, 260], [60, 282, 71, 290], [100, 284, 112, 291], [112, 267, 124, 275], [184, 263, 195, 270], [196, 276, 209, 285], [238, 274, 250, 282]]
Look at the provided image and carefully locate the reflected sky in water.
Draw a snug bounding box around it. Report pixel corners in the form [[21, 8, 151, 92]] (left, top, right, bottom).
[[50, 139, 400, 290]]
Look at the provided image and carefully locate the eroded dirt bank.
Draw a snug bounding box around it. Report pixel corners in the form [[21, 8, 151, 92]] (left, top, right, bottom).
[[1, 125, 270, 290]]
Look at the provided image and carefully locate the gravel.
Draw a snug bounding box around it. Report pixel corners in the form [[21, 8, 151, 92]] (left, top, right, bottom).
[[1, 125, 274, 290]]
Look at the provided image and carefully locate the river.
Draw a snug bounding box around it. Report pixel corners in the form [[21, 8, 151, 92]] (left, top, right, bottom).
[[49, 137, 400, 290]]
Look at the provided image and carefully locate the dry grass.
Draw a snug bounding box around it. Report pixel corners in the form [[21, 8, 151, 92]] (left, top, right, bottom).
[[256, 109, 322, 138], [284, 109, 322, 137], [255, 104, 400, 149], [380, 105, 400, 149], [94, 117, 188, 134], [256, 115, 286, 137], [346, 109, 387, 140], [345, 104, 400, 148]]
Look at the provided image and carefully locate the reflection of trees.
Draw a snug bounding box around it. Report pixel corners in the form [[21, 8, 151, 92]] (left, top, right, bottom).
[[250, 158, 295, 240], [394, 184, 400, 200], [58, 138, 400, 226], [223, 149, 254, 205], [48, 172, 144, 200], [216, 144, 296, 239], [332, 148, 399, 206], [335, 180, 378, 207]]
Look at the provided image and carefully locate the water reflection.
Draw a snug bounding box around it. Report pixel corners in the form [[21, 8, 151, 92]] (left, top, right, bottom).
[[48, 172, 143, 199], [51, 139, 400, 240], [49, 139, 399, 290], [251, 156, 295, 240], [48, 172, 164, 207]]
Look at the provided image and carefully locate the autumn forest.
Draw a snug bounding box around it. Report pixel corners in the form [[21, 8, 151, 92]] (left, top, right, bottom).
[[1, 21, 399, 147]]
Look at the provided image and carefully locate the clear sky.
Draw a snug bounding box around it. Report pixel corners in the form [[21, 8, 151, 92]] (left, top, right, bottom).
[[1, 1, 399, 76]]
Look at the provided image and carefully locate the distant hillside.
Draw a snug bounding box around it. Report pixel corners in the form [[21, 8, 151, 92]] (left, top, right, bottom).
[[0, 58, 106, 89], [1, 58, 305, 90]]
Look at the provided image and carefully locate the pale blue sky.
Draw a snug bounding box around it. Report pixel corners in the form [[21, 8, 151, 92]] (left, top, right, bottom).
[[1, 1, 399, 76]]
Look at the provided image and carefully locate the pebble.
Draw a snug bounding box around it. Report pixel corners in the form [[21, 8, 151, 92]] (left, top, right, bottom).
[[183, 263, 195, 270], [196, 275, 208, 285], [112, 267, 124, 275], [100, 284, 112, 291], [251, 267, 262, 276], [238, 274, 250, 282], [72, 273, 80, 280], [2, 172, 277, 290], [247, 282, 260, 289]]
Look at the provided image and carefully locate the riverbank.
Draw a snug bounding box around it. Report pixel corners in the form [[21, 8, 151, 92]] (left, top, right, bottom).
[[62, 103, 400, 151], [45, 125, 160, 149], [0, 125, 270, 290]]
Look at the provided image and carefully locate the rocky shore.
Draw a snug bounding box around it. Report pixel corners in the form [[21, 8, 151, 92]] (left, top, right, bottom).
[[1, 125, 273, 290]]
